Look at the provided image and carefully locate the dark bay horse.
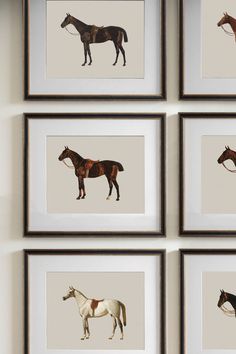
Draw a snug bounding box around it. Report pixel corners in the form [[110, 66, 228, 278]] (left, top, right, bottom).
[[217, 289, 236, 317], [58, 146, 124, 201], [61, 13, 128, 66], [217, 12, 236, 42], [217, 146, 236, 173]]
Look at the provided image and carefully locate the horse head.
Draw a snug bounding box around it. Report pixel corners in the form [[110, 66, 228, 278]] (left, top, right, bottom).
[[217, 289, 228, 308], [217, 145, 235, 164], [62, 286, 76, 301], [61, 13, 72, 28], [58, 146, 70, 161], [217, 12, 230, 27]]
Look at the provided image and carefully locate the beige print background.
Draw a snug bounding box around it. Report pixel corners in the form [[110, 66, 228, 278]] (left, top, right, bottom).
[[203, 272, 236, 349], [47, 272, 145, 350], [47, 0, 144, 78], [202, 136, 236, 214], [47, 135, 145, 214], [202, 0, 236, 78]]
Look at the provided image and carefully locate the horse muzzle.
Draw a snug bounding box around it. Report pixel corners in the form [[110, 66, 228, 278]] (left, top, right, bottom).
[[62, 296, 67, 301]]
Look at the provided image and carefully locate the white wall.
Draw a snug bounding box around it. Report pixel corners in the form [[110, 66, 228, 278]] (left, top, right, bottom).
[[1, 0, 236, 353]]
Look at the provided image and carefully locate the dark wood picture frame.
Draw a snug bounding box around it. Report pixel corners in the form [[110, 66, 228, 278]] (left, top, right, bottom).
[[24, 112, 166, 237], [179, 0, 236, 100], [24, 0, 166, 100], [24, 249, 166, 354], [179, 112, 236, 236], [180, 249, 236, 354]]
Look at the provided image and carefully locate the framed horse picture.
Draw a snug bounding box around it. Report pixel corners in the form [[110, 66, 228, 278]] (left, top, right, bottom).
[[180, 112, 236, 236], [180, 249, 236, 354], [24, 113, 165, 236], [24, 249, 166, 354], [180, 0, 236, 98], [24, 0, 166, 99]]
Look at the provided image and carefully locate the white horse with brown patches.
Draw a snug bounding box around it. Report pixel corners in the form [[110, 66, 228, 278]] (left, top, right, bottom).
[[63, 286, 127, 340]]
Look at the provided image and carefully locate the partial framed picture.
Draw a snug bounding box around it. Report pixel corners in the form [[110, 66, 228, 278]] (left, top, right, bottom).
[[24, 113, 165, 236], [181, 249, 236, 354], [25, 249, 166, 354], [180, 0, 236, 98], [179, 112, 236, 236], [24, 0, 166, 99]]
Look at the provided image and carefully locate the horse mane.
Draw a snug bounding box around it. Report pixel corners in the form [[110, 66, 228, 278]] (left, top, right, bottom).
[[74, 288, 88, 299], [71, 15, 89, 28]]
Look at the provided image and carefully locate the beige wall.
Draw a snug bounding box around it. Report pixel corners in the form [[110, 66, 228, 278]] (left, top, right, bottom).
[[5, 1, 236, 354]]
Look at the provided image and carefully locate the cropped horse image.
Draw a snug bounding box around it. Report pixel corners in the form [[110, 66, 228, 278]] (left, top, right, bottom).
[[217, 289, 236, 317], [217, 145, 236, 173], [58, 146, 124, 201], [61, 13, 128, 66], [217, 12, 236, 42], [63, 286, 127, 340]]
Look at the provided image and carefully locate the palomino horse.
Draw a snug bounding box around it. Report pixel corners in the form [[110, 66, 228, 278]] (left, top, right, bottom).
[[61, 13, 128, 66], [217, 289, 236, 317], [58, 146, 124, 201], [217, 12, 236, 42], [217, 146, 236, 173], [63, 286, 127, 340]]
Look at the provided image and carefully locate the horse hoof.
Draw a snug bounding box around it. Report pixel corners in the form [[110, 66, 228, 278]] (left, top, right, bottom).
[[116, 198, 120, 201], [123, 64, 126, 66], [81, 338, 85, 340], [120, 338, 123, 340], [82, 63, 86, 66], [106, 197, 110, 200], [113, 63, 117, 66], [76, 197, 81, 200], [88, 63, 92, 66]]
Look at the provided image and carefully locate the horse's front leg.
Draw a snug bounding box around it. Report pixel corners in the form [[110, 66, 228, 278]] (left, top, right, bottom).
[[85, 318, 90, 339], [81, 178, 86, 199], [87, 44, 92, 65], [81, 318, 87, 340], [82, 42, 88, 66], [106, 177, 113, 200], [76, 176, 83, 200]]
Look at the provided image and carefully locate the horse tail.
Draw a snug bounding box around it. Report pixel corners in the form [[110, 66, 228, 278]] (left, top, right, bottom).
[[119, 301, 127, 326], [115, 162, 124, 171], [122, 29, 128, 42]]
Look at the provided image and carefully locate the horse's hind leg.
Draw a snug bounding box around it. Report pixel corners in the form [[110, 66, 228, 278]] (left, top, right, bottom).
[[117, 317, 124, 340], [118, 44, 126, 66], [81, 318, 87, 340], [113, 42, 120, 66], [113, 180, 120, 201], [109, 315, 117, 339], [106, 177, 113, 200]]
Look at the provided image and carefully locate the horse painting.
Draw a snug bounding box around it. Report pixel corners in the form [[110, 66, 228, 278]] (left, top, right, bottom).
[[217, 289, 236, 317], [58, 146, 124, 201], [61, 13, 128, 66], [217, 12, 236, 42], [63, 286, 127, 340], [217, 146, 236, 173]]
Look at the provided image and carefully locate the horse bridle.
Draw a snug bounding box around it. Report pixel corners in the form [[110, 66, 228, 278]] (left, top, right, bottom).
[[220, 25, 234, 36], [65, 26, 80, 36], [222, 161, 236, 173]]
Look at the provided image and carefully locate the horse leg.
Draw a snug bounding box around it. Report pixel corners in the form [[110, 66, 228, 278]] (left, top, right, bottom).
[[117, 318, 124, 340], [109, 315, 117, 340], [77, 177, 83, 200], [106, 177, 113, 200], [81, 178, 86, 199], [113, 42, 120, 66], [87, 44, 92, 65], [82, 43, 88, 66], [85, 318, 90, 339], [118, 44, 126, 66], [81, 318, 87, 340], [113, 180, 120, 201]]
